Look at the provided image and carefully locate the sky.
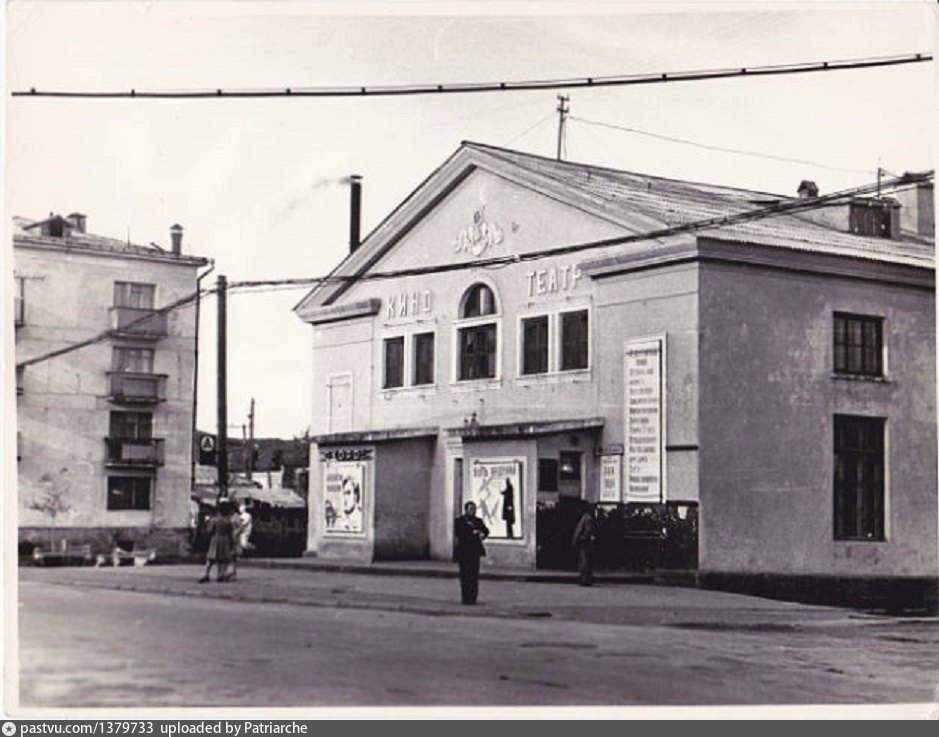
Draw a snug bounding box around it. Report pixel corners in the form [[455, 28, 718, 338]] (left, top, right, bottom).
[[4, 1, 935, 439]]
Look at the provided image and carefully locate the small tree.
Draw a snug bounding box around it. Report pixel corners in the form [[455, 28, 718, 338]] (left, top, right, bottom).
[[29, 467, 72, 550]]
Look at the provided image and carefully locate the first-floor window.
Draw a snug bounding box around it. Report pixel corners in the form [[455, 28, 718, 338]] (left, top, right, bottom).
[[538, 458, 559, 492], [522, 316, 549, 375], [383, 336, 404, 389], [834, 414, 885, 541], [459, 323, 497, 380], [112, 346, 155, 373], [560, 309, 589, 371], [413, 332, 435, 386], [107, 476, 152, 510]]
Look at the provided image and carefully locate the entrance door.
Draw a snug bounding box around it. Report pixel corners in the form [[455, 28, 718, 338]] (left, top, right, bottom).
[[535, 451, 584, 569]]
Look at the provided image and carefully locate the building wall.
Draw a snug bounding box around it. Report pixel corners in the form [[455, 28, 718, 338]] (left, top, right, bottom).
[[698, 254, 937, 578], [592, 261, 700, 502], [15, 243, 201, 554]]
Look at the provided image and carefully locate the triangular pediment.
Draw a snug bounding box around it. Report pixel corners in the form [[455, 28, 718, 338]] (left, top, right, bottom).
[[294, 142, 670, 315]]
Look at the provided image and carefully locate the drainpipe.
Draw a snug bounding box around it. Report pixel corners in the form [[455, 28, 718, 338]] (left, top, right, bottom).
[[190, 259, 216, 498]]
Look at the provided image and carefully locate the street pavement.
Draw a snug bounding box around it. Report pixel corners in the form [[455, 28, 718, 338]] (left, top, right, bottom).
[[13, 562, 939, 713]]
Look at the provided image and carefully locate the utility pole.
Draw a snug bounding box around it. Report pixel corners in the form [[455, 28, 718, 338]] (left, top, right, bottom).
[[556, 94, 570, 161], [247, 398, 255, 481], [216, 274, 228, 502]]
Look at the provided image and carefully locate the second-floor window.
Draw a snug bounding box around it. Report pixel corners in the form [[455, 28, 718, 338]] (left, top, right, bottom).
[[560, 310, 589, 371], [383, 336, 405, 389], [112, 347, 155, 373], [413, 332, 435, 386], [457, 283, 499, 381], [114, 282, 155, 309], [522, 316, 549, 375], [834, 312, 883, 377], [109, 411, 152, 440]]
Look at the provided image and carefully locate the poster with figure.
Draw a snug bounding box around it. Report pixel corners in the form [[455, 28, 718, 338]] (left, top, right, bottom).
[[468, 458, 522, 539], [323, 460, 366, 535]]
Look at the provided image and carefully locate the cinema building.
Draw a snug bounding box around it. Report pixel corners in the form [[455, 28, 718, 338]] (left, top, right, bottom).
[[295, 143, 936, 612]]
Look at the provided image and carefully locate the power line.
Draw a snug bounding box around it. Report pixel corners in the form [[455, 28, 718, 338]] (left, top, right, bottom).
[[15, 171, 932, 369], [11, 53, 931, 99], [570, 116, 876, 174]]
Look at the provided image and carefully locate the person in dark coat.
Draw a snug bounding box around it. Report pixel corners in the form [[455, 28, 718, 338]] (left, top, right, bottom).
[[501, 479, 516, 539], [454, 501, 489, 605], [198, 499, 236, 583], [571, 502, 598, 587]]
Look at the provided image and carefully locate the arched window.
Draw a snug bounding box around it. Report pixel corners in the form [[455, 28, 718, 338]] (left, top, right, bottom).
[[460, 283, 497, 319], [457, 283, 499, 381]]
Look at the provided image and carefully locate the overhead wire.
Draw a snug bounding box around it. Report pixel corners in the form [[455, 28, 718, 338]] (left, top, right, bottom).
[[11, 53, 931, 99], [570, 116, 876, 174], [14, 171, 932, 370]]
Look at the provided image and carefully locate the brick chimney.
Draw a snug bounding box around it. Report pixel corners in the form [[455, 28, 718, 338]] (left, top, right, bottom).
[[349, 175, 362, 253], [170, 224, 183, 255], [797, 180, 819, 199], [67, 212, 87, 233]]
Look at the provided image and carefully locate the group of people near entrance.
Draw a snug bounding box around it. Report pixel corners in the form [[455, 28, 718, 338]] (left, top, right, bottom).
[[198, 499, 253, 583], [453, 499, 597, 605]]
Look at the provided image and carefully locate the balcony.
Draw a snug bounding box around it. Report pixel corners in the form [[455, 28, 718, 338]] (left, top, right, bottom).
[[14, 297, 24, 328], [108, 306, 167, 339], [105, 437, 165, 467], [108, 372, 168, 404]]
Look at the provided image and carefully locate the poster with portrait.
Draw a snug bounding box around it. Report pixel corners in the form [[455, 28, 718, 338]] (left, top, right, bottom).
[[323, 460, 366, 535], [468, 458, 523, 540]]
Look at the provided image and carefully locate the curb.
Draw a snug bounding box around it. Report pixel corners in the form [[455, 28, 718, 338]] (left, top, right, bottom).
[[239, 558, 657, 585]]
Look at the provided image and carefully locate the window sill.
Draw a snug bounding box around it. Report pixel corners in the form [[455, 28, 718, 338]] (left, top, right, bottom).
[[516, 368, 592, 386], [831, 373, 890, 384], [834, 537, 888, 544], [449, 378, 503, 392], [380, 384, 438, 399]]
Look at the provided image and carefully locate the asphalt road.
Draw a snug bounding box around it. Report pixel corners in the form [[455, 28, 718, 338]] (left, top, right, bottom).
[[14, 568, 939, 713]]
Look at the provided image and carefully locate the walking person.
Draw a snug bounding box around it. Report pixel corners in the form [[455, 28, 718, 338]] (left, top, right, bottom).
[[198, 499, 235, 583], [228, 501, 253, 581], [454, 501, 489, 605], [571, 501, 598, 587]]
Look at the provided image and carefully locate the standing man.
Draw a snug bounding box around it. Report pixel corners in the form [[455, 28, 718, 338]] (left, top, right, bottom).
[[501, 479, 516, 539], [454, 501, 489, 605], [571, 502, 598, 587]]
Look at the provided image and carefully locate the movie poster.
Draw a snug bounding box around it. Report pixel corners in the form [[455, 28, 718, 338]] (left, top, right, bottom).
[[468, 458, 523, 540], [323, 460, 366, 535]]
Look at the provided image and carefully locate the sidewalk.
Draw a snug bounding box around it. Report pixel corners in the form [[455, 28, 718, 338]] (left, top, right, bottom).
[[20, 559, 932, 631]]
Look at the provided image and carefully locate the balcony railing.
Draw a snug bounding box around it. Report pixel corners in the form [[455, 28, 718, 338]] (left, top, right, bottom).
[[108, 306, 167, 338], [107, 372, 168, 404], [105, 437, 165, 467], [14, 297, 24, 327]]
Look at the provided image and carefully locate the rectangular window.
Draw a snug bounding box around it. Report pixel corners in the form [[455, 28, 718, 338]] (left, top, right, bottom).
[[522, 316, 549, 375], [459, 323, 497, 380], [112, 347, 155, 373], [538, 458, 559, 492], [560, 451, 582, 481], [834, 415, 885, 541], [560, 310, 589, 371], [834, 313, 883, 376], [413, 332, 435, 386], [14, 276, 25, 326], [109, 411, 152, 440], [113, 282, 155, 309], [383, 336, 404, 389], [107, 476, 152, 511]]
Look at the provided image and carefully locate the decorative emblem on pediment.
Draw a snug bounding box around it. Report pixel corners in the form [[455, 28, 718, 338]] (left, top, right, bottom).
[[453, 206, 505, 258]]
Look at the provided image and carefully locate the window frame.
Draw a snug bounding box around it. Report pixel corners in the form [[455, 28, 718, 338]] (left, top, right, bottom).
[[112, 346, 155, 374], [109, 411, 153, 441], [521, 315, 550, 376], [559, 308, 590, 372], [113, 281, 156, 309], [107, 475, 152, 511], [516, 302, 592, 379], [412, 331, 436, 387], [453, 281, 502, 384], [382, 335, 405, 389], [833, 414, 887, 542], [833, 312, 884, 378]]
